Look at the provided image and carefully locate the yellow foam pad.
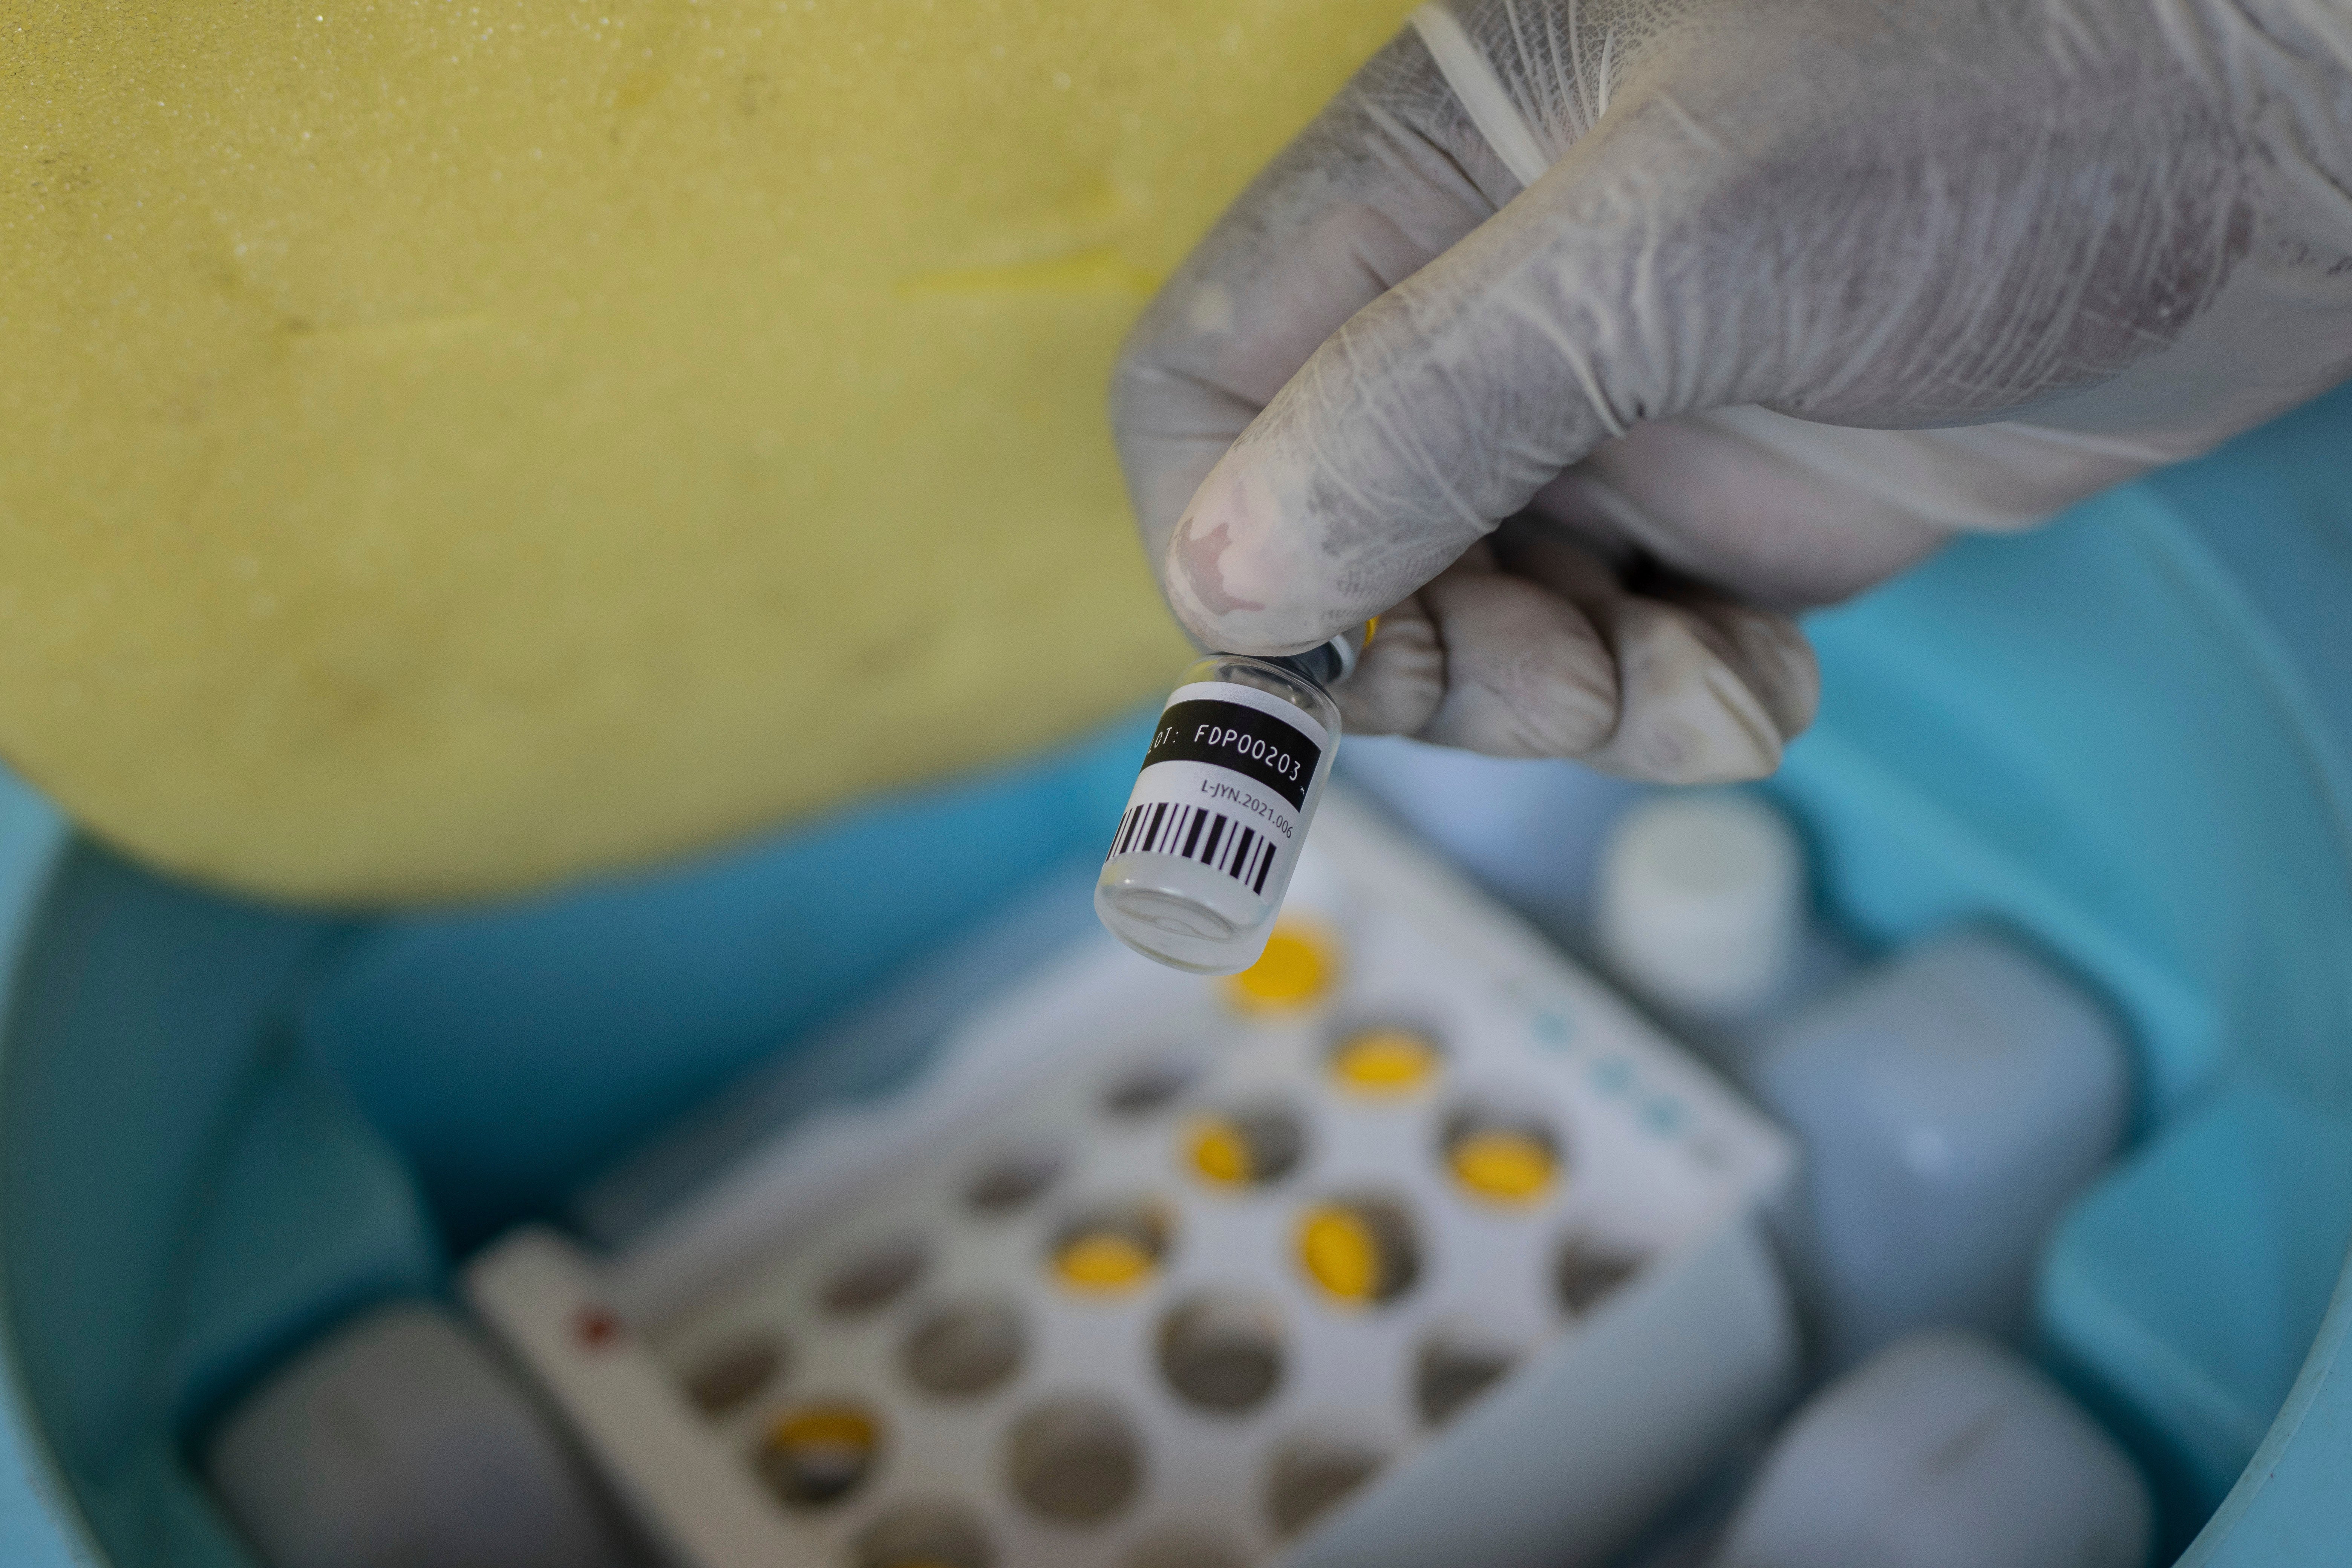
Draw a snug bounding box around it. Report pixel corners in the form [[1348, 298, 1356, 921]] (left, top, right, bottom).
[[1226, 921, 1340, 1011], [1053, 1231, 1156, 1292], [1188, 1116, 1255, 1185], [1298, 1206, 1380, 1303], [1330, 1028, 1439, 1095], [1449, 1129, 1557, 1203], [1, 0, 1416, 902]]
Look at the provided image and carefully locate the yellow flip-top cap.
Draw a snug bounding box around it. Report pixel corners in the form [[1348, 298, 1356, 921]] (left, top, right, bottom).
[[757, 1403, 880, 1506], [1054, 1231, 1158, 1292], [1188, 1115, 1254, 1185], [1449, 1129, 1557, 1203], [1330, 1028, 1439, 1095], [768, 1406, 876, 1454], [1298, 1206, 1381, 1303], [1226, 920, 1340, 1012]]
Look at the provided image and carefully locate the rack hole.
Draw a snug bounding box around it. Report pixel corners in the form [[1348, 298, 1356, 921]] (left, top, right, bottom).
[[965, 1144, 1066, 1214], [751, 1401, 879, 1509], [854, 1500, 994, 1568], [1266, 1435, 1386, 1537], [1103, 1058, 1200, 1118], [1007, 1398, 1143, 1524], [1295, 1196, 1419, 1308], [1326, 1025, 1442, 1097], [1050, 1200, 1172, 1295], [1556, 1233, 1646, 1316], [820, 1235, 930, 1317], [1415, 1326, 1522, 1427], [1124, 1527, 1250, 1568], [1184, 1104, 1305, 1188], [1441, 1106, 1563, 1205], [680, 1329, 786, 1417], [902, 1299, 1026, 1400], [1158, 1292, 1285, 1414]]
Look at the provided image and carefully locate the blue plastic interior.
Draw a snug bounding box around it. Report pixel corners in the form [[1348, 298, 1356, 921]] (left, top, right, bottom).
[[3, 387, 2350, 1568]]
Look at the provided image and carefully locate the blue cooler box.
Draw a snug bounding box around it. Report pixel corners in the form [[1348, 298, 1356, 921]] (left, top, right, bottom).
[[3, 387, 2350, 1567]]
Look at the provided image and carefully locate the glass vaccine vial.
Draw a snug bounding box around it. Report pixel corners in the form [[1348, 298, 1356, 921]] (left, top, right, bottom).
[[1096, 630, 1362, 974]]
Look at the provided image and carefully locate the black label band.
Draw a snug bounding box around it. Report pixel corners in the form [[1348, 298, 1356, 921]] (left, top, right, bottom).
[[1140, 697, 1322, 810]]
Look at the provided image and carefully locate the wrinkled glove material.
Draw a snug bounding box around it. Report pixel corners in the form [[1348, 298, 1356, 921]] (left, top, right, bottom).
[[1117, 0, 2352, 781]]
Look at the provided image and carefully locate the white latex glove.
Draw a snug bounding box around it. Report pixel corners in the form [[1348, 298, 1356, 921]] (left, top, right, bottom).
[[1114, 0, 2352, 782]]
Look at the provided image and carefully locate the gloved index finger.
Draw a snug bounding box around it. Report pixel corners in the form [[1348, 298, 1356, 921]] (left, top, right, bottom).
[[1158, 13, 1818, 656]]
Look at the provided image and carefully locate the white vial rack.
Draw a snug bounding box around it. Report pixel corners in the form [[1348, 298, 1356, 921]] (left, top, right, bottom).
[[468, 790, 1799, 1568]]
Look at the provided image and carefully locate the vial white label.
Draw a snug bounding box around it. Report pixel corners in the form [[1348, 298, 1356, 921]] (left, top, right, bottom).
[[1104, 681, 1329, 901]]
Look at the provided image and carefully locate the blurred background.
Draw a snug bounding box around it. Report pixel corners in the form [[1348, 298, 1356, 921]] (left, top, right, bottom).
[[4, 6, 2351, 1568]]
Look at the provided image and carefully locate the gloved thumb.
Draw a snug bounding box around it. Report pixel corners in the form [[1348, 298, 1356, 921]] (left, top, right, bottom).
[[1144, 10, 1820, 781], [1160, 68, 1774, 655]]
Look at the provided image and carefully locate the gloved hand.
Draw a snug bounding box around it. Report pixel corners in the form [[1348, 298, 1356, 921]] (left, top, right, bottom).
[[1114, 0, 2352, 782]]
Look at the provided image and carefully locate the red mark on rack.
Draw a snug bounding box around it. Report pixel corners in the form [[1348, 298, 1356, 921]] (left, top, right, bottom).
[[575, 1305, 623, 1349]]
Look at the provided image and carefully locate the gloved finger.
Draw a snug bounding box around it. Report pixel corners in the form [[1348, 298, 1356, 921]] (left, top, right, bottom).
[[1332, 510, 1813, 778], [1582, 596, 1792, 784], [1159, 76, 1793, 657], [1644, 582, 1821, 742], [1331, 595, 1446, 737], [1111, 28, 1522, 587], [1496, 519, 1821, 743], [1525, 418, 1958, 610], [1490, 522, 1813, 781], [1410, 544, 1618, 758]]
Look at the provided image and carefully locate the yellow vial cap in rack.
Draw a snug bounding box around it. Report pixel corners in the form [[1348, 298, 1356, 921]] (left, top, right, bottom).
[[1188, 1116, 1255, 1185], [1448, 1129, 1558, 1203], [1298, 1206, 1381, 1303], [756, 1404, 879, 1508], [1182, 1108, 1305, 1191], [1051, 1206, 1168, 1294], [1329, 1028, 1440, 1095], [1225, 921, 1338, 1012], [1054, 1233, 1156, 1291]]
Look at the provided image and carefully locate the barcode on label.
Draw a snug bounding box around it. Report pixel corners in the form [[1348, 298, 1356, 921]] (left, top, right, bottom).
[[1105, 802, 1279, 895]]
